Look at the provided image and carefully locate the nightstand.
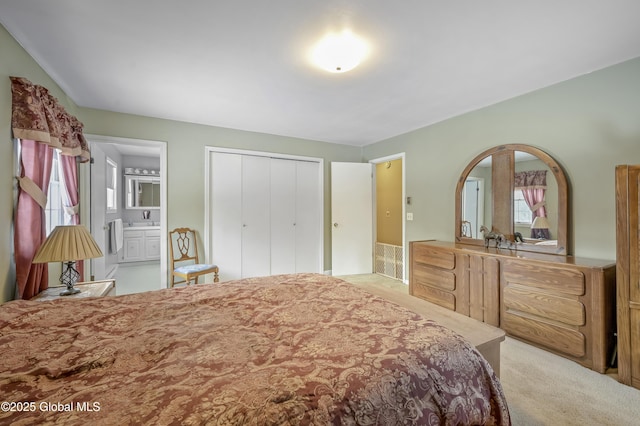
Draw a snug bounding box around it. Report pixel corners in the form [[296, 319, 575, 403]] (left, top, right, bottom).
[[31, 279, 116, 301]]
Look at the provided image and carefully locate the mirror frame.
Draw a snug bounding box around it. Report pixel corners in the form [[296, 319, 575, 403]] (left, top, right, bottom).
[[455, 144, 569, 255]]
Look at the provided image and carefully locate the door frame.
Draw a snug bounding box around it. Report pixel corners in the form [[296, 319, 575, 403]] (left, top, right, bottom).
[[204, 146, 325, 275], [80, 134, 168, 289], [369, 153, 406, 282]]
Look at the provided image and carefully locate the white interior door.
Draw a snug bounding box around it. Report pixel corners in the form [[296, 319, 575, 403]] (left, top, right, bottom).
[[295, 160, 322, 273], [331, 162, 373, 275], [270, 158, 296, 274], [206, 148, 324, 281], [241, 155, 271, 278], [210, 151, 242, 282]]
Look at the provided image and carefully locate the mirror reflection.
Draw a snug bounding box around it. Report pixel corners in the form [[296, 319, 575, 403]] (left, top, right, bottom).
[[126, 175, 160, 208], [513, 152, 558, 245], [461, 153, 558, 245], [461, 161, 490, 239]]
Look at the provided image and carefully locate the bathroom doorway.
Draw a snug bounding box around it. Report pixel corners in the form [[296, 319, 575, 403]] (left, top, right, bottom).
[[80, 135, 167, 292]]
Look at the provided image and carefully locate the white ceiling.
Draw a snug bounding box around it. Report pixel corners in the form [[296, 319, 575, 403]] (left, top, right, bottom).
[[2, 1, 640, 147]]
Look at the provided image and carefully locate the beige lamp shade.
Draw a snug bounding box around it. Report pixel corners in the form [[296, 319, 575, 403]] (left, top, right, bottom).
[[33, 225, 103, 263], [531, 216, 551, 230]]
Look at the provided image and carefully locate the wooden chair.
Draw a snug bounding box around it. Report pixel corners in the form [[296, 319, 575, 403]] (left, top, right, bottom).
[[169, 227, 219, 287]]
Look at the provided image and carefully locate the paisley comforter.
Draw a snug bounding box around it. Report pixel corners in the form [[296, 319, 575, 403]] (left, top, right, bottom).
[[0, 273, 510, 425]]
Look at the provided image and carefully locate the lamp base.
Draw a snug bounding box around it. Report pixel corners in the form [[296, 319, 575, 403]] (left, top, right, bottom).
[[59, 261, 81, 296], [59, 287, 81, 296]]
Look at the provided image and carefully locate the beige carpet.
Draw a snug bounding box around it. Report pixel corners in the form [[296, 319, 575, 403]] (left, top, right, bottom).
[[339, 274, 640, 425]]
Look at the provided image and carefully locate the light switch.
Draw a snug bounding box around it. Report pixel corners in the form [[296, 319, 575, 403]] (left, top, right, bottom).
[[407, 212, 413, 221], [386, 210, 391, 217]]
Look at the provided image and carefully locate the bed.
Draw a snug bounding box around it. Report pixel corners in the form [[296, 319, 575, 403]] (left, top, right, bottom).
[[1, 273, 510, 425]]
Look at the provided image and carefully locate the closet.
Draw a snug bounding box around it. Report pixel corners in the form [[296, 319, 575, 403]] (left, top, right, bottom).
[[616, 164, 640, 389], [208, 150, 323, 282]]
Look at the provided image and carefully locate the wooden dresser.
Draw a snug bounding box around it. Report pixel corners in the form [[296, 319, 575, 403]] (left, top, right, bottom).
[[616, 164, 640, 389], [410, 240, 616, 373]]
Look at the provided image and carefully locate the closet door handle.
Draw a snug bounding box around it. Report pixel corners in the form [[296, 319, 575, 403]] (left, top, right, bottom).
[[333, 223, 339, 228]]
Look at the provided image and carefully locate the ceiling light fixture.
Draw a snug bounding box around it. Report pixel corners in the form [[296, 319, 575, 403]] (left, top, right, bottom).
[[311, 30, 369, 73]]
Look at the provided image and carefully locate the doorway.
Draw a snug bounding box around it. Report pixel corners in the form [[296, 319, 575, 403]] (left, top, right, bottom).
[[329, 154, 406, 281], [371, 154, 405, 282], [80, 135, 167, 292]]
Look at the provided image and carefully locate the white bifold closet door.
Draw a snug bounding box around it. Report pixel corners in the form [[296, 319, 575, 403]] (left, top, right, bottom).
[[210, 151, 321, 282], [241, 155, 271, 278]]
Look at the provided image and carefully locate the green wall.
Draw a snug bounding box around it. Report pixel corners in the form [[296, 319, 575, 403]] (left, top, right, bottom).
[[364, 57, 640, 261]]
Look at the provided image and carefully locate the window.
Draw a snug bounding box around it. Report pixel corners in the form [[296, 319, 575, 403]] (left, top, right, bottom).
[[45, 150, 72, 235], [106, 157, 118, 212], [514, 189, 532, 225]]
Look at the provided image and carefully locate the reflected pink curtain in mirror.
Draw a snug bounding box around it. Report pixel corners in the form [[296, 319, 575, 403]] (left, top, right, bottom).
[[515, 170, 550, 239], [11, 77, 90, 299]]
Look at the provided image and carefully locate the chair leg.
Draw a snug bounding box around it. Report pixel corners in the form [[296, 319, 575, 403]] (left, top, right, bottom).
[[214, 269, 219, 283]]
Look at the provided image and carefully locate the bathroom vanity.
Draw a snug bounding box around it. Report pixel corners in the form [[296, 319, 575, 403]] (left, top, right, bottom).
[[122, 225, 161, 262]]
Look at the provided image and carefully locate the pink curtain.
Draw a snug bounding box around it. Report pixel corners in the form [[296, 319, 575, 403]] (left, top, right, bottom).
[[515, 170, 550, 239], [14, 140, 54, 299], [60, 154, 84, 280], [11, 76, 90, 299]]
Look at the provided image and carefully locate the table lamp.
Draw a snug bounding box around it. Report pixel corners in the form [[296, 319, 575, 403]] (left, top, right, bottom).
[[531, 216, 551, 240], [32, 225, 104, 296]]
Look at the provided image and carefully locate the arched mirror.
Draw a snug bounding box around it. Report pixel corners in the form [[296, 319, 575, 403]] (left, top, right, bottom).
[[455, 144, 568, 255]]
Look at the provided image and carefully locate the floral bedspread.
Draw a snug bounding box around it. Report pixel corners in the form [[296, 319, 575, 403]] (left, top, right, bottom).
[[0, 273, 510, 425]]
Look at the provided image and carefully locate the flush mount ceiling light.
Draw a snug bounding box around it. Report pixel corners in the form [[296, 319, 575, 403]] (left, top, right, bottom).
[[311, 30, 369, 73]]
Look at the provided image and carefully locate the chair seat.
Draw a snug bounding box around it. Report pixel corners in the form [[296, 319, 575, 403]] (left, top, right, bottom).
[[174, 264, 218, 275]]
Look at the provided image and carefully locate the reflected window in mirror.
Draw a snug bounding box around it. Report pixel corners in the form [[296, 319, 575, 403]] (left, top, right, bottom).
[[513, 189, 532, 226], [106, 157, 117, 212]]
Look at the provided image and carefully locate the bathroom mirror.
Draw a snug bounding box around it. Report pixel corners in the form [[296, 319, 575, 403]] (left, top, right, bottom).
[[125, 175, 160, 208], [455, 144, 569, 255]]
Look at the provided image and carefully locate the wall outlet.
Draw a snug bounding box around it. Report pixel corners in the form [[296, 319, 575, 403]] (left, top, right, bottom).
[[407, 212, 413, 221]]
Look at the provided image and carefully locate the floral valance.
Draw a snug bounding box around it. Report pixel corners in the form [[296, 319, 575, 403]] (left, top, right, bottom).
[[514, 170, 547, 189], [10, 76, 90, 162]]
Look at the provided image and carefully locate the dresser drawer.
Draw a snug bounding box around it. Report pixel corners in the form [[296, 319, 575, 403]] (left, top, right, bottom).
[[503, 285, 585, 326], [502, 312, 586, 358], [413, 244, 456, 270], [502, 259, 585, 296], [413, 263, 456, 291], [411, 281, 456, 311]]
